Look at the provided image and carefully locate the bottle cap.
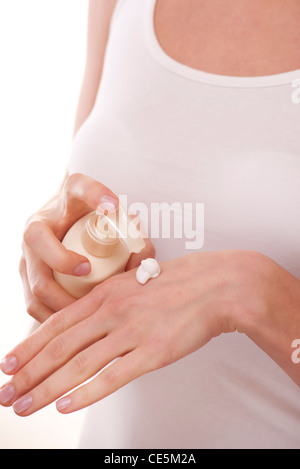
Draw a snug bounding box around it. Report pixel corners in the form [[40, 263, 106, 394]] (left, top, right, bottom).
[[82, 205, 146, 257]]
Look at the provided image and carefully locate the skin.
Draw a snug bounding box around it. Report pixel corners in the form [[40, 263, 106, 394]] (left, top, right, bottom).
[[0, 0, 299, 416], [154, 0, 300, 76], [18, 173, 154, 323]]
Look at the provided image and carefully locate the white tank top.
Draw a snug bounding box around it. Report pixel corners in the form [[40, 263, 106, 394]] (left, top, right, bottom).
[[69, 0, 300, 449]]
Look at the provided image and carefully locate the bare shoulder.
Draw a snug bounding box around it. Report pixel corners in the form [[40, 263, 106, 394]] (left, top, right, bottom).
[[73, 0, 119, 135], [88, 0, 119, 22], [86, 0, 119, 54]]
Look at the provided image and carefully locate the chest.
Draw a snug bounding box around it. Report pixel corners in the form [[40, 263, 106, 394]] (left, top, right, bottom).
[[154, 0, 300, 76]]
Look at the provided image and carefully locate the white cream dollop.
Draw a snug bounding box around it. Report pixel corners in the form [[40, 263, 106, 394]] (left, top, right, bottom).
[[136, 258, 161, 285]]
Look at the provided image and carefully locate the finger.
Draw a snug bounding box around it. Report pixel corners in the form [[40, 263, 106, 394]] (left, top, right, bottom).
[[19, 257, 54, 323], [0, 286, 105, 376], [125, 237, 156, 271], [10, 331, 131, 416], [23, 222, 91, 275], [63, 173, 119, 214], [56, 348, 147, 414], [24, 245, 76, 311], [2, 306, 114, 402]]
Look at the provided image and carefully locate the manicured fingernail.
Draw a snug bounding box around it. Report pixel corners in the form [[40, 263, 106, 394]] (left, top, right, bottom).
[[1, 356, 17, 374], [13, 395, 32, 415], [56, 396, 71, 412], [74, 262, 91, 276], [0, 384, 15, 405], [96, 195, 118, 215]]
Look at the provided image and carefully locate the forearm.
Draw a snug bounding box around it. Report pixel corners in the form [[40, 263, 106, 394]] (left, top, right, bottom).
[[239, 256, 300, 387]]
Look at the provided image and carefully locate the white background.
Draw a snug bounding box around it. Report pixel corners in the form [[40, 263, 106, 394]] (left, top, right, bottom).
[[0, 0, 89, 448]]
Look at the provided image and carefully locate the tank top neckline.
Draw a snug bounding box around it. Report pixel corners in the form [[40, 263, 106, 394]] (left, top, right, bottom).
[[144, 0, 300, 88]]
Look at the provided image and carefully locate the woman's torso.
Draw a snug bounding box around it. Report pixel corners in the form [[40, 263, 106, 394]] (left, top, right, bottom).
[[69, 0, 300, 448]]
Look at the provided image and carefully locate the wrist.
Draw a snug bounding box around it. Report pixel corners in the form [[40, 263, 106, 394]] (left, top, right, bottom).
[[215, 250, 274, 335], [231, 251, 278, 335], [233, 252, 300, 386], [194, 250, 273, 336], [239, 253, 300, 334]]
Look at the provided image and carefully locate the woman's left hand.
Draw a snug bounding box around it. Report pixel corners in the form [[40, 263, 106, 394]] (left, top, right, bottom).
[[0, 250, 299, 415]]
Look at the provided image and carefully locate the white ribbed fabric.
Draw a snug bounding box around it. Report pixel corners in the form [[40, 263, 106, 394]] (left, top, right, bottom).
[[69, 0, 300, 449]]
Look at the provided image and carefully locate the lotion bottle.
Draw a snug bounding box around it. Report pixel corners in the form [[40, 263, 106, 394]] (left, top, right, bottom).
[[54, 206, 145, 299]]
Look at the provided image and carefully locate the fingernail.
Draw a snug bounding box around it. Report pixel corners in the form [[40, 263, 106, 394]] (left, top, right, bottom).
[[0, 384, 15, 405], [74, 262, 91, 276], [96, 195, 118, 215], [1, 356, 17, 374], [56, 396, 71, 412], [13, 395, 32, 415]]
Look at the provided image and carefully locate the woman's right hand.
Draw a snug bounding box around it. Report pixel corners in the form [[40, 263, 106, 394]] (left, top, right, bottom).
[[19, 173, 120, 323]]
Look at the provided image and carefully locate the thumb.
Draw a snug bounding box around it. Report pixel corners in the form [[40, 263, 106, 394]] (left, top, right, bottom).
[[63, 173, 119, 214]]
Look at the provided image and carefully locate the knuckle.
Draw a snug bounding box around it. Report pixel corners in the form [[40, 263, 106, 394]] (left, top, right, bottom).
[[46, 311, 65, 335], [70, 353, 88, 375], [63, 173, 81, 195], [54, 253, 73, 274], [40, 385, 52, 403], [101, 298, 128, 325], [100, 367, 118, 387], [102, 276, 123, 297], [107, 296, 127, 313], [31, 277, 50, 299], [122, 317, 144, 342], [46, 336, 66, 360], [39, 382, 55, 403], [101, 276, 118, 291], [26, 300, 39, 319], [16, 368, 32, 390], [91, 276, 121, 301], [23, 220, 44, 246]]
